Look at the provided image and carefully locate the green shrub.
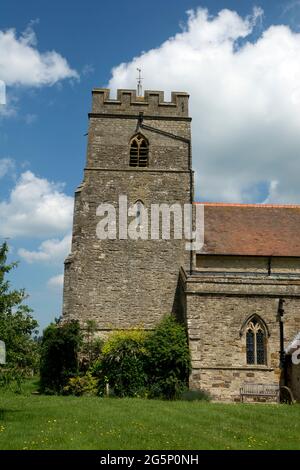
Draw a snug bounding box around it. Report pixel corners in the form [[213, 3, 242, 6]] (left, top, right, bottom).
[[81, 320, 104, 368], [0, 366, 26, 393], [145, 316, 191, 399], [91, 317, 191, 400], [63, 371, 99, 396], [81, 338, 104, 372], [97, 329, 147, 397], [38, 316, 191, 400], [39, 321, 82, 394]]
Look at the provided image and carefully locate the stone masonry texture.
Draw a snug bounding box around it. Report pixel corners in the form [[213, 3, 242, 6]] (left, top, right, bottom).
[[63, 89, 193, 331], [63, 88, 300, 401], [181, 269, 300, 401]]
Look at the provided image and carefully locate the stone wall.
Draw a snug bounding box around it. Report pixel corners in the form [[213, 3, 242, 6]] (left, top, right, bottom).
[[63, 89, 193, 331], [87, 117, 190, 171], [196, 254, 300, 275], [196, 255, 269, 273], [91, 89, 189, 117], [62, 86, 300, 402], [182, 269, 300, 401]]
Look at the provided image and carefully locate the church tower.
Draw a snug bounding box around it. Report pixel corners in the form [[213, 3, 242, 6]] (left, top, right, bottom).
[[62, 88, 193, 333]]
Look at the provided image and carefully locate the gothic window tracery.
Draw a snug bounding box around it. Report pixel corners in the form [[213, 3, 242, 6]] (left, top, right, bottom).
[[245, 317, 267, 365], [129, 134, 149, 167]]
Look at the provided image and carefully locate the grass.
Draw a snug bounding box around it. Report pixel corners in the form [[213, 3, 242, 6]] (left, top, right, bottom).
[[0, 379, 299, 450]]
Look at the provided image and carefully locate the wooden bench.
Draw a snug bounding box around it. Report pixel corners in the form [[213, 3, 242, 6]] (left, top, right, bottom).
[[240, 383, 280, 403]]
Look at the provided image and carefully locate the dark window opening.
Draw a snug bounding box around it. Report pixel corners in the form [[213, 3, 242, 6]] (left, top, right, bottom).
[[246, 330, 255, 364], [129, 135, 149, 167], [245, 317, 266, 365]]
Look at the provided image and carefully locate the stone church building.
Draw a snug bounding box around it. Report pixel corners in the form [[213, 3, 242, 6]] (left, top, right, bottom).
[[63, 88, 300, 401]]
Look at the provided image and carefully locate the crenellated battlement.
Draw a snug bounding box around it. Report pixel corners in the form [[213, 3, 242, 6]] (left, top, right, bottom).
[[91, 88, 189, 117]]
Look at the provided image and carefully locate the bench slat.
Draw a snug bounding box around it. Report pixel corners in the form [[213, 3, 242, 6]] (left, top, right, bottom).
[[240, 383, 279, 402]]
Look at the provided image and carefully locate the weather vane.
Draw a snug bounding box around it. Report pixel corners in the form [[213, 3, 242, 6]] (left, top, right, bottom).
[[136, 68, 143, 97]]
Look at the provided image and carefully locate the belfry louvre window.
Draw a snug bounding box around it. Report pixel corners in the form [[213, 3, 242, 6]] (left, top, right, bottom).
[[246, 317, 266, 365], [129, 135, 149, 167]]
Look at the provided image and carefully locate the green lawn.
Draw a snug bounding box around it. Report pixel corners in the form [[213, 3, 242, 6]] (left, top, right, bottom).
[[0, 379, 299, 450]]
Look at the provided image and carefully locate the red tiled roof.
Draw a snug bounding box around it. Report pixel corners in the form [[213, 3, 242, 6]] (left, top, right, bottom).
[[194, 202, 300, 256]]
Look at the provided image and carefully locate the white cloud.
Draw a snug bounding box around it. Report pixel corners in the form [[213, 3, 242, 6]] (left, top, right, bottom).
[[18, 233, 71, 264], [47, 273, 64, 291], [108, 7, 300, 204], [0, 78, 5, 104], [24, 113, 37, 125], [0, 91, 18, 117], [82, 64, 94, 76], [0, 158, 15, 178], [0, 25, 78, 87], [0, 170, 73, 237]]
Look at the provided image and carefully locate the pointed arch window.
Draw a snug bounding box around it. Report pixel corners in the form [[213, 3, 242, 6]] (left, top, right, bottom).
[[245, 317, 267, 365], [129, 134, 149, 167], [134, 200, 144, 226]]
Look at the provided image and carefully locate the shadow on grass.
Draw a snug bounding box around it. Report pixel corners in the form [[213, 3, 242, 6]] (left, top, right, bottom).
[[0, 409, 23, 420]]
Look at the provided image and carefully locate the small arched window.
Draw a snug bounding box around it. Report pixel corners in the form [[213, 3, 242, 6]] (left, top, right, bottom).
[[245, 317, 267, 365], [134, 200, 144, 226], [129, 134, 149, 167]]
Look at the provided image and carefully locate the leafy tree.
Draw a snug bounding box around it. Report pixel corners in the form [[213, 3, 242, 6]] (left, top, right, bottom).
[[39, 320, 82, 394], [0, 242, 39, 371]]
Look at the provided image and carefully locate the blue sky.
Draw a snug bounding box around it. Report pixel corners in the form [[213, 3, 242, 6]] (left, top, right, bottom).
[[1, 0, 300, 331]]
